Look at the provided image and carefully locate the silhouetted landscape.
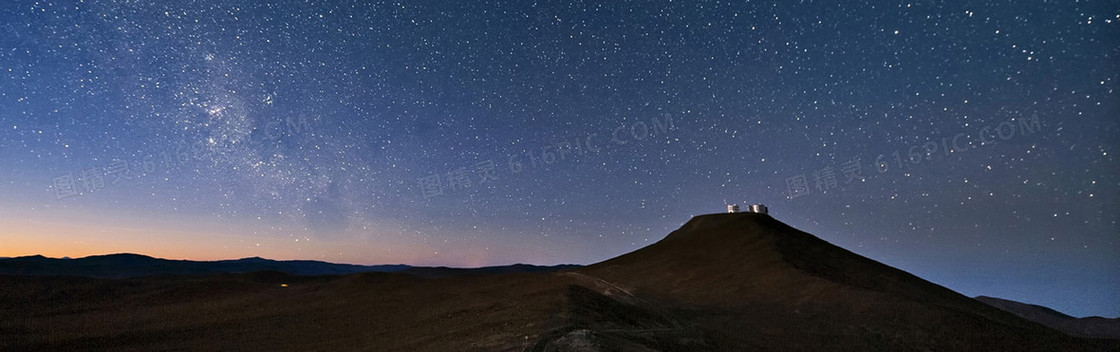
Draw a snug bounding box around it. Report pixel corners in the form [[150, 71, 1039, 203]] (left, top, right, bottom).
[[2, 213, 1116, 351], [0, 253, 410, 277], [0, 253, 576, 279]]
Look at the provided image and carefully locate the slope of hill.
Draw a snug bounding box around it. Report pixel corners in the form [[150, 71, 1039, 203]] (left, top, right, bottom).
[[571, 212, 1110, 350], [976, 296, 1120, 339], [1, 213, 1114, 351]]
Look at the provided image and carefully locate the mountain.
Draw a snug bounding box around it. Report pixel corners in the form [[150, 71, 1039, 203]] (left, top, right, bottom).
[[553, 212, 1113, 350], [1, 213, 1114, 351], [0, 253, 411, 277], [976, 296, 1120, 339]]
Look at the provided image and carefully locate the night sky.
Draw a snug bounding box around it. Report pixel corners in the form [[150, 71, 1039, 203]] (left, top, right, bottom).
[[1, 1, 1117, 318]]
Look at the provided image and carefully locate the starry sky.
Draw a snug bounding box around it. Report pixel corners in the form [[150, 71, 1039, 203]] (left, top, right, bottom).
[[1, 1, 1117, 317]]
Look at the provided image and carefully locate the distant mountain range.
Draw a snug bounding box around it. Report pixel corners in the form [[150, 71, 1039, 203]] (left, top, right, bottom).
[[975, 295, 1120, 339], [0, 253, 575, 278]]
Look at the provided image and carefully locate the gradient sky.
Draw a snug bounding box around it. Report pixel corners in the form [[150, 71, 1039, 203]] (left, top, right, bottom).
[[1, 1, 1117, 318]]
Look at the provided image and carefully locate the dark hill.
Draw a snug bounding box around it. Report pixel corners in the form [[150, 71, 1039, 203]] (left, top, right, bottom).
[[569, 212, 1110, 350]]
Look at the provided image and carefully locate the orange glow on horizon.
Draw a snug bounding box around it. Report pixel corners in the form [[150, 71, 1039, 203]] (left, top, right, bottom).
[[0, 204, 559, 267]]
